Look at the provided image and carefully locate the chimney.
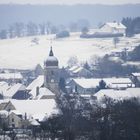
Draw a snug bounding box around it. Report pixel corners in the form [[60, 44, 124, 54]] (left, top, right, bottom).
[[36, 86, 40, 97], [25, 112, 27, 120]]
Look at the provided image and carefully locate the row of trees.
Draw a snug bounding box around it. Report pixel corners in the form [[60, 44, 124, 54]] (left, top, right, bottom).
[[1, 16, 140, 39], [0, 22, 58, 39], [39, 94, 140, 140], [122, 17, 140, 36], [0, 19, 90, 39]]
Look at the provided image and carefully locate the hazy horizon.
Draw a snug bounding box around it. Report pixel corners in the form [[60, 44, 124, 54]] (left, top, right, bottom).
[[0, 0, 140, 5]]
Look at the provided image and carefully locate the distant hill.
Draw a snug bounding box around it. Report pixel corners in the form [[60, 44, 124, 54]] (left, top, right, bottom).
[[0, 4, 140, 29]]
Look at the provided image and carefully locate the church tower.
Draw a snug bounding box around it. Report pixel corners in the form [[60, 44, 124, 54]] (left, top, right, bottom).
[[44, 47, 59, 94]]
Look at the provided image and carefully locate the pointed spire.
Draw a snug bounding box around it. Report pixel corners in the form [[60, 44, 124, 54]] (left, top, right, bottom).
[[49, 46, 54, 56]]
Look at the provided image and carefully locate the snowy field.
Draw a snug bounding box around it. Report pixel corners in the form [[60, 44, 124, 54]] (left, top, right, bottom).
[[0, 33, 140, 70]]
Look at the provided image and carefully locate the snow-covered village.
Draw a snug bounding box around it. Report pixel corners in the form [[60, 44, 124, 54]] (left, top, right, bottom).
[[0, 1, 140, 140]]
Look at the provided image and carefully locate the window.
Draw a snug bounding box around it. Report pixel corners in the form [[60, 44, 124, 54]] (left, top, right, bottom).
[[12, 124, 15, 128], [12, 118, 14, 122], [51, 71, 54, 75]]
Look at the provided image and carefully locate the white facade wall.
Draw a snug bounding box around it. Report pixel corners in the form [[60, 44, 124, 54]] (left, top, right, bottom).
[[100, 24, 126, 36]]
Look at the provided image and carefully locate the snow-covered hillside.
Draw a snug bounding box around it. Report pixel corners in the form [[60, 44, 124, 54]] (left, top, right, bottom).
[[0, 33, 140, 70]]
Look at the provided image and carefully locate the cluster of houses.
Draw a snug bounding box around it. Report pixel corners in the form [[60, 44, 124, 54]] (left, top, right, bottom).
[[0, 46, 140, 130]]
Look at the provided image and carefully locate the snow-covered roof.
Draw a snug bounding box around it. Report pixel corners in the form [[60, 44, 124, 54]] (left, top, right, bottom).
[[106, 22, 126, 29], [73, 67, 84, 73], [94, 89, 130, 101], [26, 75, 44, 90], [10, 110, 22, 115], [123, 61, 140, 67], [0, 81, 10, 95], [0, 110, 8, 117], [80, 94, 91, 98], [8, 99, 58, 121], [0, 73, 23, 80], [94, 88, 140, 101], [30, 119, 40, 126], [69, 66, 90, 74], [72, 78, 101, 88], [69, 66, 79, 71], [111, 84, 134, 88], [104, 78, 132, 84], [132, 73, 140, 77], [26, 75, 44, 98], [0, 135, 10, 140], [72, 78, 133, 89], [36, 87, 55, 99], [4, 83, 26, 98]]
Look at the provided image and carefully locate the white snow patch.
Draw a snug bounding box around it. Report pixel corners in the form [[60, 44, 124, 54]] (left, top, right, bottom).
[[1, 34, 139, 70]]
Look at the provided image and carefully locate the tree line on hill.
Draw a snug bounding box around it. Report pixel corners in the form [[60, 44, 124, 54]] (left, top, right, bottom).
[[0, 22, 58, 39], [0, 16, 140, 39], [0, 19, 89, 39], [122, 17, 140, 36]]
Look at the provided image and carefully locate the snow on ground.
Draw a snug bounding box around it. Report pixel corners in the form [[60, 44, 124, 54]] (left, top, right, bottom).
[[0, 33, 140, 70]]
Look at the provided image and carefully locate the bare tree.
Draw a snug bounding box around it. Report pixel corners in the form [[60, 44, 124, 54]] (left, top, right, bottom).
[[67, 56, 79, 67]]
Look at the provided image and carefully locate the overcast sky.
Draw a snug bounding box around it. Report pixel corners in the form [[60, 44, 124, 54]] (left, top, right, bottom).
[[0, 0, 140, 5]]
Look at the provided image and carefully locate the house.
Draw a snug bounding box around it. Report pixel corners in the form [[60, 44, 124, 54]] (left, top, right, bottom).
[[0, 72, 23, 83], [35, 87, 55, 99], [0, 99, 58, 122], [68, 78, 101, 94], [4, 83, 30, 99], [0, 107, 34, 129], [26, 76, 55, 99], [26, 75, 44, 99], [0, 101, 16, 111], [68, 66, 93, 78], [130, 73, 140, 87], [67, 78, 133, 94], [94, 88, 140, 101], [103, 78, 133, 89], [100, 22, 126, 36], [0, 98, 58, 127], [8, 110, 27, 128], [0, 82, 29, 100]]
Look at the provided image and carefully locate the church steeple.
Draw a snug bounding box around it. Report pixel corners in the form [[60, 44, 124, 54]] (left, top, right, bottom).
[[49, 46, 54, 56], [44, 46, 60, 94], [45, 46, 58, 67]]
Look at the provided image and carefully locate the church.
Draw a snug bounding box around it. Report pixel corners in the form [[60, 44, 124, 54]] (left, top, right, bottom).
[[26, 47, 60, 99]]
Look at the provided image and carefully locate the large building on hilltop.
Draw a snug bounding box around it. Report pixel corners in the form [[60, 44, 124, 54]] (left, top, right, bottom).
[[99, 22, 126, 36]]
